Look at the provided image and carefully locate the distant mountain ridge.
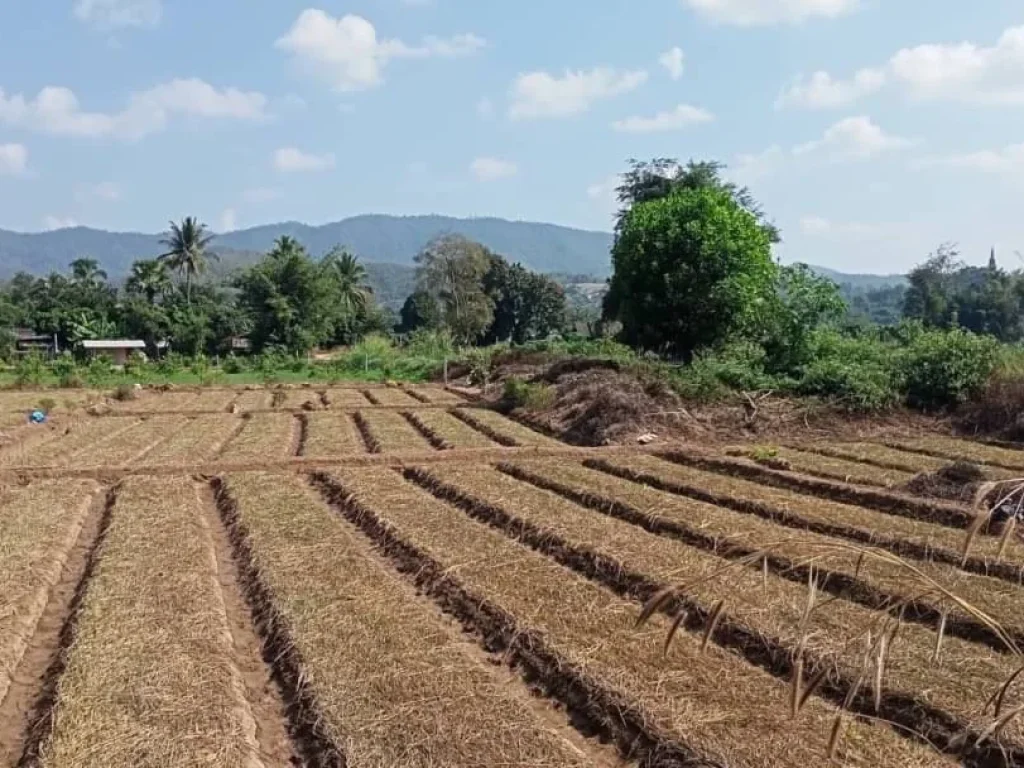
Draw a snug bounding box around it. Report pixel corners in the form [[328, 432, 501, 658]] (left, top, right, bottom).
[[0, 214, 909, 293], [0, 214, 616, 278]]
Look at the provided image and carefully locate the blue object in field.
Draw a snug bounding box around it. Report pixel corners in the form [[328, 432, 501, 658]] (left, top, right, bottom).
[[29, 410, 46, 424]]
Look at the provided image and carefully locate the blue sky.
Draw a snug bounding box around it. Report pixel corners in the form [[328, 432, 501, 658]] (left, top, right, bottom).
[[1, 1, 1023, 273]]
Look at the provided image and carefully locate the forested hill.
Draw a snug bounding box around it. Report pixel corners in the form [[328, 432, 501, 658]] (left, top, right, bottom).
[[0, 215, 615, 278]]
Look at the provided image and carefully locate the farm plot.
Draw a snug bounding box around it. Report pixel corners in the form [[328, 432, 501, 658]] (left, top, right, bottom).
[[69, 415, 190, 467], [273, 388, 324, 410], [401, 386, 465, 405], [231, 390, 272, 412], [0, 481, 99, 711], [807, 442, 1014, 479], [0, 391, 99, 412], [320, 388, 371, 408], [729, 445, 915, 488], [138, 415, 244, 465], [888, 436, 1024, 472], [320, 466, 947, 768], [403, 409, 498, 449], [218, 413, 298, 463], [450, 408, 562, 447], [218, 472, 598, 767], [355, 409, 435, 453], [418, 463, 1024, 749], [3, 418, 141, 468], [112, 391, 202, 413], [36, 476, 270, 768], [303, 413, 367, 457], [505, 459, 1024, 647], [361, 387, 423, 407], [595, 454, 1024, 570], [190, 390, 237, 412]]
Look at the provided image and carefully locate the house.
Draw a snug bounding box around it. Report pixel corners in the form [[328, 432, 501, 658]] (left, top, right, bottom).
[[80, 339, 147, 366], [12, 328, 58, 357]]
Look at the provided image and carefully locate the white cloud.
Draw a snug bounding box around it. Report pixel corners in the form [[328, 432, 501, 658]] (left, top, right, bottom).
[[219, 208, 237, 232], [781, 25, 1024, 109], [76, 181, 120, 202], [0, 143, 28, 175], [470, 156, 518, 181], [586, 175, 619, 202], [276, 10, 485, 92], [0, 79, 267, 140], [42, 215, 79, 230], [74, 0, 161, 30], [509, 67, 648, 120], [793, 116, 912, 161], [659, 47, 685, 80], [732, 145, 785, 181], [776, 68, 885, 109], [273, 147, 336, 173], [683, 0, 859, 26], [612, 103, 713, 133], [918, 143, 1024, 173], [242, 187, 281, 204]]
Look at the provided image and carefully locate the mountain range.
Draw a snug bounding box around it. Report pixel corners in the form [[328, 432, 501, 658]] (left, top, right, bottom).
[[0, 214, 908, 296]]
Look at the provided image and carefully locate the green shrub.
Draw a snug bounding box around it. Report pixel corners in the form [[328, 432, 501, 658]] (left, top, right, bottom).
[[502, 377, 554, 410], [797, 356, 899, 412], [670, 341, 782, 402], [897, 326, 999, 411], [53, 353, 83, 388], [14, 352, 47, 387], [112, 383, 137, 401], [85, 355, 114, 386]]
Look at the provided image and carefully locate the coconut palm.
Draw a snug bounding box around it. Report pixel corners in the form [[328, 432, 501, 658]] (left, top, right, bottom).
[[323, 246, 372, 317], [125, 259, 172, 304], [158, 217, 217, 306]]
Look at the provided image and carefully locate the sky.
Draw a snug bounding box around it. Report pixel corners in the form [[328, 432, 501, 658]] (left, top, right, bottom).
[[1, 1, 1023, 274]]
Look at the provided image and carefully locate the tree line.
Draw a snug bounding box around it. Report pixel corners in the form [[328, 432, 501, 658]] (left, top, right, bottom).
[[0, 220, 569, 360]]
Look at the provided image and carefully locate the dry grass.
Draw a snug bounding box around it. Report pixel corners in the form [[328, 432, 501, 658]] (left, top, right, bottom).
[[220, 471, 595, 767], [357, 410, 435, 452], [0, 392, 100, 412], [406, 409, 498, 449], [4, 419, 141, 468], [453, 408, 562, 447], [111, 391, 201, 413], [0, 480, 99, 706], [888, 437, 1024, 473], [218, 413, 298, 462], [810, 442, 1015, 481], [190, 390, 237, 412], [320, 389, 370, 408], [303, 413, 366, 457], [729, 445, 916, 488], [608, 454, 1024, 568], [326, 466, 949, 767], [512, 459, 1024, 645], [139, 415, 243, 465], [231, 391, 273, 412], [69, 416, 190, 468], [362, 387, 422, 407], [40, 476, 260, 768], [426, 463, 1024, 747], [275, 388, 324, 410], [404, 386, 465, 405]]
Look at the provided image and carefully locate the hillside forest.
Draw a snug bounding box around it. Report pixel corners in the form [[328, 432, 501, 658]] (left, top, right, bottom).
[[2, 158, 1023, 417]]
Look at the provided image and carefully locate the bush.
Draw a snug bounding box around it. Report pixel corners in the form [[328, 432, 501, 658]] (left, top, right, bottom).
[[112, 383, 137, 401], [502, 377, 555, 410], [53, 353, 83, 388], [85, 355, 114, 386], [897, 326, 999, 411], [670, 341, 783, 402], [14, 352, 47, 387], [797, 356, 899, 412]]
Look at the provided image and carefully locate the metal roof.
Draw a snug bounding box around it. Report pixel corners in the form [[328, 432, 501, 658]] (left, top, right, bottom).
[[80, 340, 147, 349]]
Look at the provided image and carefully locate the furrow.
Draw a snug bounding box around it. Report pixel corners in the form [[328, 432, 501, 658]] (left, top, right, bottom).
[[313, 467, 950, 768], [410, 463, 1024, 762], [400, 411, 451, 450], [355, 410, 434, 452]]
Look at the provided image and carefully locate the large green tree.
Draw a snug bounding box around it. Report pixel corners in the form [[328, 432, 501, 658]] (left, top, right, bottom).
[[159, 217, 217, 306], [481, 256, 567, 344], [414, 235, 494, 344], [125, 259, 172, 304], [604, 185, 776, 358]]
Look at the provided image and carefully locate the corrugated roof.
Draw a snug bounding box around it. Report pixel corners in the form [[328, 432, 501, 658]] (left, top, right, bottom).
[[80, 340, 146, 349]]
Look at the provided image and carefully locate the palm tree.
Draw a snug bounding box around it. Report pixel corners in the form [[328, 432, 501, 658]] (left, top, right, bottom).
[[324, 247, 371, 317], [158, 217, 217, 306], [125, 259, 172, 304], [69, 257, 107, 287]]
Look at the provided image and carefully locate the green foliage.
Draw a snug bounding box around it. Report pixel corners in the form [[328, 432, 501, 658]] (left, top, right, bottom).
[[85, 355, 114, 386], [502, 377, 555, 410], [158, 216, 217, 305], [481, 256, 567, 344], [671, 341, 782, 402], [53, 353, 82, 388], [896, 324, 999, 410], [605, 185, 776, 358], [14, 352, 47, 387], [414, 235, 494, 344]]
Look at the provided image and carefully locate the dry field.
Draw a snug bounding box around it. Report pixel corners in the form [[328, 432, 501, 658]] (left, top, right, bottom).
[[1, 384, 1024, 767]]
